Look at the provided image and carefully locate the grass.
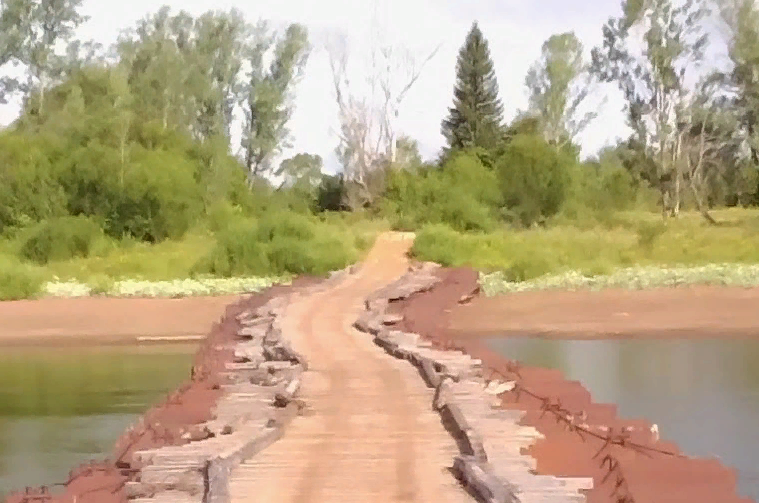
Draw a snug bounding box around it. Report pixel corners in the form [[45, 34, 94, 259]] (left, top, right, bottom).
[[5, 207, 759, 299], [411, 208, 759, 292], [0, 212, 388, 300]]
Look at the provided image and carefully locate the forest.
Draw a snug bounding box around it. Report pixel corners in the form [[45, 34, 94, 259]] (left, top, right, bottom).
[[2, 0, 759, 299]]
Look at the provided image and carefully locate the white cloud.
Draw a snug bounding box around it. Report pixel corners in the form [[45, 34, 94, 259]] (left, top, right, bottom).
[[0, 0, 632, 170]]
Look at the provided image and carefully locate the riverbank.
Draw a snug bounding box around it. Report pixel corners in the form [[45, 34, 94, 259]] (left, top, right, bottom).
[[391, 267, 752, 503], [448, 283, 759, 340], [2, 275, 322, 503], [0, 295, 241, 346]]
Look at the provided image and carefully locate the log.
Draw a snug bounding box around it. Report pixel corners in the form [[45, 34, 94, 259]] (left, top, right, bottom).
[[439, 402, 487, 463], [452, 455, 516, 503], [273, 376, 302, 408], [418, 357, 442, 388], [124, 479, 204, 499], [433, 377, 453, 411], [206, 427, 283, 503], [263, 342, 308, 370]]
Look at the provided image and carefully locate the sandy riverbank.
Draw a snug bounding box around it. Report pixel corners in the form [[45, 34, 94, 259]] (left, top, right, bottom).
[[447, 284, 759, 339], [0, 295, 242, 346], [390, 267, 751, 503]]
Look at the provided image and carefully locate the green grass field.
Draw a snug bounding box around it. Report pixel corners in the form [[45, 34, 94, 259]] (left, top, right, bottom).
[[4, 208, 759, 299], [411, 208, 759, 292]]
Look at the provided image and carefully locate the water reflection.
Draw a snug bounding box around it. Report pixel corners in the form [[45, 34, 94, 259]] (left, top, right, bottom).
[[486, 337, 759, 501], [0, 344, 193, 496]]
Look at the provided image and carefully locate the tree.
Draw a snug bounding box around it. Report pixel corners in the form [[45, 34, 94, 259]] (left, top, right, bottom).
[[591, 0, 710, 218], [441, 21, 504, 152], [240, 22, 310, 178], [496, 134, 572, 227], [192, 9, 248, 142], [525, 31, 602, 148], [276, 152, 322, 191], [0, 0, 88, 114]]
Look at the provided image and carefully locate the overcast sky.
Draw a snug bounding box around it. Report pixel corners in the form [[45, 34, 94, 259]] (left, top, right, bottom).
[[0, 0, 640, 172]]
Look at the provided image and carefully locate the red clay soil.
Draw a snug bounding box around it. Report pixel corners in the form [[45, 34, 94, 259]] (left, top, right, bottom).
[[3, 277, 322, 503], [390, 267, 751, 503]]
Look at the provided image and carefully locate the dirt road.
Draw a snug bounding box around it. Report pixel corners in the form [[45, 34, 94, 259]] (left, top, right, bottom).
[[228, 233, 471, 502]]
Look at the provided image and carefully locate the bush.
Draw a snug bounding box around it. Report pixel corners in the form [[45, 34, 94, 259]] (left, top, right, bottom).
[[19, 216, 106, 265], [381, 152, 501, 232], [0, 254, 44, 300], [495, 134, 572, 227], [199, 219, 270, 277], [256, 211, 315, 242], [198, 211, 359, 277]]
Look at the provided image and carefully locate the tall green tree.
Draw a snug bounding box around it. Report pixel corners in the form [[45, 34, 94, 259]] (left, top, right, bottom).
[[525, 32, 600, 149], [719, 0, 759, 165], [441, 22, 504, 151], [240, 22, 309, 178], [591, 0, 710, 217], [0, 0, 87, 114]]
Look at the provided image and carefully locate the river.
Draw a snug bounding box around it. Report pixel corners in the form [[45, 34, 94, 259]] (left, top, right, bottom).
[[486, 337, 759, 501], [0, 344, 194, 497]]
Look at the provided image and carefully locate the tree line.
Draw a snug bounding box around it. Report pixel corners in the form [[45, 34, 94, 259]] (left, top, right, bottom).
[[1, 0, 758, 246]]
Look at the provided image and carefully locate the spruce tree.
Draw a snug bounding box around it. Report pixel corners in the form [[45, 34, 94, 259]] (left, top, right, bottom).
[[441, 22, 504, 151]]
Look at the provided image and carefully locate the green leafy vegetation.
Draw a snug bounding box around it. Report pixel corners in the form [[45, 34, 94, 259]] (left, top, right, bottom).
[[2, 1, 759, 298]]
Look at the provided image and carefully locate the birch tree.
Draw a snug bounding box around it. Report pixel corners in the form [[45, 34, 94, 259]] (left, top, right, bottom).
[[525, 31, 603, 149], [0, 0, 87, 114], [591, 0, 710, 217]]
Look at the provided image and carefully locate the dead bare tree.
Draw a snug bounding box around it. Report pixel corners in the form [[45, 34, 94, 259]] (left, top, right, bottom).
[[325, 18, 440, 209], [679, 79, 741, 225]]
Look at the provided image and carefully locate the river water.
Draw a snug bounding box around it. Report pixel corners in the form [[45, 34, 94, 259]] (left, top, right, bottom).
[[0, 344, 194, 497], [486, 337, 759, 501]]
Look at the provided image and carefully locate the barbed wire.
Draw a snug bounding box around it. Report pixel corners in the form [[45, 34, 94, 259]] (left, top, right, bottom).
[[436, 335, 683, 503]]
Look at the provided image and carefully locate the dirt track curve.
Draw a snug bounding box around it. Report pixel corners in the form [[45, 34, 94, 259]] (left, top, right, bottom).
[[228, 233, 471, 502]]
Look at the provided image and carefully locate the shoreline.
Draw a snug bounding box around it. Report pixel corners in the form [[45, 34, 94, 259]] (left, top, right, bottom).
[[391, 267, 751, 503], [2, 276, 322, 503], [448, 284, 759, 340]]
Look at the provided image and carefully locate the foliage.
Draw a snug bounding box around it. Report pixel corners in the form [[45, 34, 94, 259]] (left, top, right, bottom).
[[0, 253, 44, 300], [480, 263, 759, 294], [3, 1, 759, 300], [441, 22, 504, 151], [525, 31, 600, 147], [412, 208, 759, 281], [381, 152, 500, 231], [43, 276, 282, 297], [495, 134, 573, 226], [198, 210, 360, 277], [18, 215, 106, 264]]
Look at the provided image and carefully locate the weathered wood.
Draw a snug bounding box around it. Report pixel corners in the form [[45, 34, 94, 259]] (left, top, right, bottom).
[[452, 455, 516, 503], [273, 376, 302, 407], [419, 357, 442, 388], [206, 427, 283, 503]]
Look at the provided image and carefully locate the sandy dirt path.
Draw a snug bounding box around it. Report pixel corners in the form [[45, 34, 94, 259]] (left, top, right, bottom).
[[228, 233, 471, 502], [447, 286, 759, 338], [0, 295, 240, 345]]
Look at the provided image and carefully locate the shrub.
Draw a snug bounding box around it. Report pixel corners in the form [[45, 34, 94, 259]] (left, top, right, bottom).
[[198, 211, 359, 277], [199, 219, 270, 277], [0, 254, 44, 300], [19, 216, 106, 265], [381, 152, 501, 232], [256, 211, 315, 242], [495, 134, 572, 227]]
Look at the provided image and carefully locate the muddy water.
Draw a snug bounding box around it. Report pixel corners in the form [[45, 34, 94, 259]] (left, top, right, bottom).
[[486, 337, 759, 501], [0, 344, 194, 497]]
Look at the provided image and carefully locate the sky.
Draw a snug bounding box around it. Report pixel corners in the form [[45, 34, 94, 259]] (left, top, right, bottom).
[[0, 0, 639, 173]]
